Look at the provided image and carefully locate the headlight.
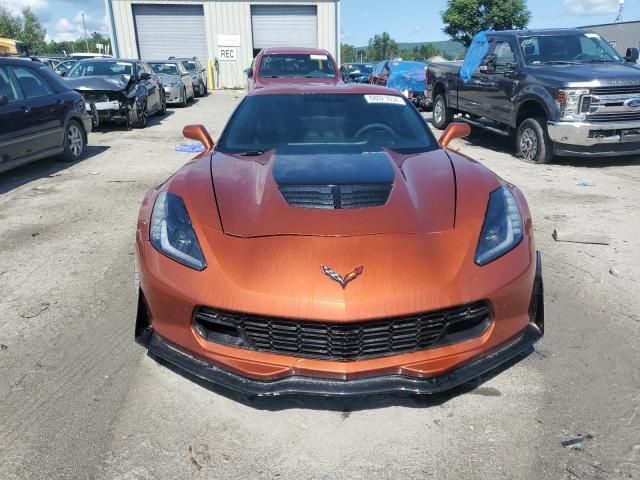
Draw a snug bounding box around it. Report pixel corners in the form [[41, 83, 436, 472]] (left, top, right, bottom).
[[475, 187, 523, 266], [556, 89, 590, 121], [150, 191, 207, 270]]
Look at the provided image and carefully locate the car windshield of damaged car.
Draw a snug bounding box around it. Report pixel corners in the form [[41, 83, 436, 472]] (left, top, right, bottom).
[[216, 93, 437, 155], [67, 61, 134, 77], [520, 33, 622, 65], [260, 54, 336, 78], [344, 63, 374, 74], [149, 62, 179, 75]]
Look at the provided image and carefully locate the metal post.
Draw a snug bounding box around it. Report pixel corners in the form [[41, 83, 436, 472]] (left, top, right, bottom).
[[335, 0, 341, 65], [82, 13, 90, 51]]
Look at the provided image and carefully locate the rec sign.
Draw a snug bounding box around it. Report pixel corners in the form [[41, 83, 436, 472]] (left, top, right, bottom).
[[218, 47, 237, 61]]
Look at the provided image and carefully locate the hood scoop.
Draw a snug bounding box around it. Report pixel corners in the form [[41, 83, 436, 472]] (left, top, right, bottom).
[[278, 184, 392, 209], [274, 149, 394, 209]]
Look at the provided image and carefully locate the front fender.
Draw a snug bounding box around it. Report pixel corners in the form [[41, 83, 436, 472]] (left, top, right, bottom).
[[513, 86, 558, 124]]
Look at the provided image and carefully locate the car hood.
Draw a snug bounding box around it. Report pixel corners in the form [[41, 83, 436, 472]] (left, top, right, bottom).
[[210, 147, 456, 237], [528, 62, 640, 86], [157, 73, 178, 84], [64, 74, 132, 92], [254, 76, 341, 88]]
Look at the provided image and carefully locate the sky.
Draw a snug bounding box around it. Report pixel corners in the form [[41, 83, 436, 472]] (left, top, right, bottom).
[[2, 0, 639, 44]]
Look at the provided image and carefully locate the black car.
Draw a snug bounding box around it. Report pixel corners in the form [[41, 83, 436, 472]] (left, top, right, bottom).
[[340, 63, 374, 83], [64, 58, 166, 129], [0, 58, 92, 174]]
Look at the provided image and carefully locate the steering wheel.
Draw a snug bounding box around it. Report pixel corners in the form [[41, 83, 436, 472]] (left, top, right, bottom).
[[354, 123, 396, 140]]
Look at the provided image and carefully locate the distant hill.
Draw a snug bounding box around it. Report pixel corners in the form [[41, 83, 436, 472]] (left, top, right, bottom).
[[356, 40, 466, 59]]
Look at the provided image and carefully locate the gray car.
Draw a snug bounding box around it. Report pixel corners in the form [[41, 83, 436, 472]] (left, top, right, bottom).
[[169, 57, 208, 97], [148, 60, 194, 106]]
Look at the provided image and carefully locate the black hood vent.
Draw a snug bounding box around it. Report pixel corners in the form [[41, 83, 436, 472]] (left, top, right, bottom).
[[273, 148, 395, 209], [279, 184, 392, 209]]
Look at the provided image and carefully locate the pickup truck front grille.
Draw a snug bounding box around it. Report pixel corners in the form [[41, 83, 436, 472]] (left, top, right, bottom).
[[591, 85, 640, 96], [588, 112, 640, 122]]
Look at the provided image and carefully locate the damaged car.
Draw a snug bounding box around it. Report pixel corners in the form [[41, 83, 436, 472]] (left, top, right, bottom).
[[134, 84, 544, 397], [64, 58, 166, 128]]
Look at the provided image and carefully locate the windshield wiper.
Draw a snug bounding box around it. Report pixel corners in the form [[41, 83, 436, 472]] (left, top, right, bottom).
[[235, 150, 265, 156], [543, 60, 581, 65], [585, 59, 617, 63]]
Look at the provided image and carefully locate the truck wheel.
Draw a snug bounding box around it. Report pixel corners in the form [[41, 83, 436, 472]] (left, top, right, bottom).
[[516, 117, 553, 164], [432, 93, 453, 129]]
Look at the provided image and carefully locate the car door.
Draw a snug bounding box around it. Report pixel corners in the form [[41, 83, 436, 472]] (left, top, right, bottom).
[[10, 64, 64, 156], [0, 66, 29, 170], [487, 39, 519, 125], [457, 39, 498, 116], [370, 61, 386, 85]]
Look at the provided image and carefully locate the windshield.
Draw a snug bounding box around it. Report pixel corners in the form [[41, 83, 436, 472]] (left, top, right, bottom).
[[217, 93, 437, 154], [259, 54, 337, 78], [520, 33, 622, 64], [67, 61, 133, 77], [345, 64, 374, 74], [149, 62, 179, 75], [180, 60, 198, 72]]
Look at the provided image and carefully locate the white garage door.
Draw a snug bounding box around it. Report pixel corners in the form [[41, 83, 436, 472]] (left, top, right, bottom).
[[251, 5, 318, 50], [133, 5, 208, 65]]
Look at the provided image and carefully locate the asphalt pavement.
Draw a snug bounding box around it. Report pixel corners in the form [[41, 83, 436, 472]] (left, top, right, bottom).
[[0, 91, 638, 480]]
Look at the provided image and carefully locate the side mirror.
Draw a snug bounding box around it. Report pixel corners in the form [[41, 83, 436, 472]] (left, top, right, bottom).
[[139, 72, 152, 80], [0, 94, 8, 107], [245, 68, 253, 78], [625, 47, 639, 63], [438, 122, 471, 148], [480, 54, 497, 74], [183, 124, 214, 151]]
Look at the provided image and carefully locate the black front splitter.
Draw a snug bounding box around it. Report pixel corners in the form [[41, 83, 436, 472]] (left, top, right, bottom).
[[143, 323, 542, 397]]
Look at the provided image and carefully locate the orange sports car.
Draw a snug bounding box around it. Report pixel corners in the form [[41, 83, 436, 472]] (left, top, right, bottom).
[[135, 84, 544, 396]]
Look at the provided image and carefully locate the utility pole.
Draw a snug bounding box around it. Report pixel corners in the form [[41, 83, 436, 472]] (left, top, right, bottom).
[[82, 13, 90, 51], [616, 0, 624, 22]]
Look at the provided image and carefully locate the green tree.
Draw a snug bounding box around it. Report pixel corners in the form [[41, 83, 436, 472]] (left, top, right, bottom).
[[341, 43, 356, 63], [20, 7, 46, 53], [441, 0, 530, 47], [0, 3, 22, 39], [367, 32, 399, 61]]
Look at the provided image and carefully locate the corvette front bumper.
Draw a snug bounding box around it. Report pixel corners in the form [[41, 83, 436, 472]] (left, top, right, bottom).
[[141, 323, 541, 397]]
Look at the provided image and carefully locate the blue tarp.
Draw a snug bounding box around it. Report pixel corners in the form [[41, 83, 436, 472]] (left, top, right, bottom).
[[460, 31, 491, 84], [386, 61, 427, 93], [175, 143, 205, 153]]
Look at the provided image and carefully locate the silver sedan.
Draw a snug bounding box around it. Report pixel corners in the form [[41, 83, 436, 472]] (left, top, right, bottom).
[[147, 61, 195, 107]]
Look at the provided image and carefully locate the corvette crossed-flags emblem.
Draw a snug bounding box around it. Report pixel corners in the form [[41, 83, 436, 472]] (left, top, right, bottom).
[[321, 265, 364, 289]]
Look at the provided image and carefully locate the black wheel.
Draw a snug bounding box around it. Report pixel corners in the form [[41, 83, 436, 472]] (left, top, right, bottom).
[[180, 88, 188, 107], [201, 81, 208, 96], [131, 97, 148, 128], [156, 91, 167, 116], [432, 93, 453, 129], [516, 117, 553, 164], [59, 120, 85, 162]]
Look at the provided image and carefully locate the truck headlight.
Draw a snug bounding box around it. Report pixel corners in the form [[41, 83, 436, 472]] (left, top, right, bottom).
[[475, 187, 523, 266], [556, 89, 590, 121], [150, 191, 207, 270]]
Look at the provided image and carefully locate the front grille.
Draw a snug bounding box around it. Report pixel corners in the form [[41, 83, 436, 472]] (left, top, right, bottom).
[[83, 93, 111, 103], [588, 112, 640, 122], [278, 184, 392, 209], [193, 302, 492, 361], [592, 85, 640, 96]]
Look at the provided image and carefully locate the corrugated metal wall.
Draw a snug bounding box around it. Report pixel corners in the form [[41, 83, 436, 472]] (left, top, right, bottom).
[[579, 22, 640, 57], [110, 0, 337, 89]]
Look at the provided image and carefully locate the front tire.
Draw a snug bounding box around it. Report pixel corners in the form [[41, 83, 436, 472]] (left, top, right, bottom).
[[131, 97, 148, 128], [516, 117, 553, 164], [180, 88, 188, 107], [432, 93, 453, 129], [156, 91, 167, 116], [59, 120, 85, 162]]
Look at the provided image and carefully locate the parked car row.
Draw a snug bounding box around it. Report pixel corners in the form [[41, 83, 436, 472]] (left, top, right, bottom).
[[0, 54, 208, 173]]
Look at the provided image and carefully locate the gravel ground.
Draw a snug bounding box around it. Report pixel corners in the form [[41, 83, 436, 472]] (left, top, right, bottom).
[[0, 91, 638, 480]]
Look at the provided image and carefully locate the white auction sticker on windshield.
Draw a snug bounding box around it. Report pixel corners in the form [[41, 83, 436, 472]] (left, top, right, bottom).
[[310, 54, 328, 60], [364, 94, 405, 105], [585, 33, 600, 39]]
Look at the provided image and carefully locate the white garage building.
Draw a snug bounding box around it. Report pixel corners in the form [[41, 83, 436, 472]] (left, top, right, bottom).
[[104, 0, 340, 89]]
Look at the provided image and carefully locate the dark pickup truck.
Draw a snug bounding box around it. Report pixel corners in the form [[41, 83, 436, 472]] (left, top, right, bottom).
[[427, 28, 640, 163]]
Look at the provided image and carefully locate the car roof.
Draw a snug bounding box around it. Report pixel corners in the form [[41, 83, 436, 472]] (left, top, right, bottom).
[[147, 60, 180, 64], [248, 83, 404, 97], [76, 57, 138, 63], [0, 57, 43, 67], [262, 47, 332, 56]]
